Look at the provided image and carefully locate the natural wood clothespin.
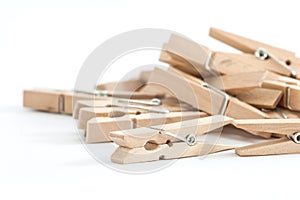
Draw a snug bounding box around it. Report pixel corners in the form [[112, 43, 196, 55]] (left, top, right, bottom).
[[86, 111, 208, 143], [110, 115, 234, 164], [209, 27, 300, 79], [23, 88, 164, 115], [233, 118, 300, 156], [149, 67, 269, 119], [160, 35, 286, 110], [110, 116, 300, 163], [73, 97, 196, 119], [76, 97, 199, 130], [23, 89, 89, 114]]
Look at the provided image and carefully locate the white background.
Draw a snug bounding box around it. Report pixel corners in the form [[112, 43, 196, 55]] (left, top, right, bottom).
[[1, 0, 300, 200]]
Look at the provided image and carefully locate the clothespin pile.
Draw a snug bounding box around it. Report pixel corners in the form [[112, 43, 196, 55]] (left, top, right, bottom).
[[24, 28, 300, 164]]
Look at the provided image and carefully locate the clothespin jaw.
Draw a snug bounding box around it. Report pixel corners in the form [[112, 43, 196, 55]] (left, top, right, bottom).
[[209, 28, 300, 79]]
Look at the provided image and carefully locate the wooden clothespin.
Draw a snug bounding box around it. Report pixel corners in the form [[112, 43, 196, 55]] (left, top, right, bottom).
[[23, 88, 164, 115], [148, 67, 268, 119], [73, 97, 161, 119], [110, 115, 235, 164], [209, 27, 300, 79], [159, 34, 285, 110], [232, 118, 300, 156], [212, 70, 300, 111], [86, 111, 208, 143], [76, 97, 199, 130], [147, 67, 278, 138], [110, 116, 300, 163], [23, 89, 88, 115]]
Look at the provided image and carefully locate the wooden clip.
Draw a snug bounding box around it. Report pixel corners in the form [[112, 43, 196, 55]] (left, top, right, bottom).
[[209, 28, 300, 79], [161, 32, 300, 111], [74, 96, 197, 119], [148, 67, 269, 119], [152, 67, 278, 138], [236, 137, 300, 156], [86, 111, 208, 143], [77, 98, 196, 131], [160, 35, 285, 110], [234, 118, 300, 156], [110, 115, 234, 164], [23, 88, 164, 115], [110, 116, 300, 162], [110, 115, 233, 148], [23, 89, 91, 115], [111, 116, 297, 150]]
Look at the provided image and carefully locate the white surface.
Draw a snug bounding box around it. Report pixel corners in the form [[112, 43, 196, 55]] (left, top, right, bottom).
[[1, 1, 300, 200]]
